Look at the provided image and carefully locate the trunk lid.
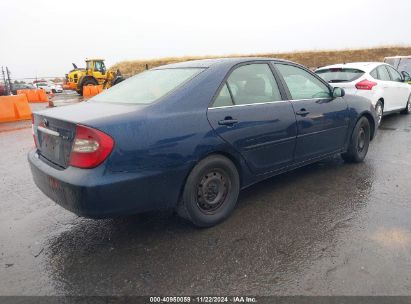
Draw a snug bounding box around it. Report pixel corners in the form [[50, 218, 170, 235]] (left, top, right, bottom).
[[328, 82, 358, 95], [33, 114, 76, 168], [33, 101, 145, 168]]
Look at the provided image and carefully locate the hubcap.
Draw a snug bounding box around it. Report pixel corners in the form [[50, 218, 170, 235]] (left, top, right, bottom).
[[197, 170, 229, 213], [357, 127, 366, 152], [408, 101, 411, 112]]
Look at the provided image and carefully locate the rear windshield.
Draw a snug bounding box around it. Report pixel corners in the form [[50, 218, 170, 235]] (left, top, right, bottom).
[[316, 68, 364, 83], [91, 68, 204, 104]]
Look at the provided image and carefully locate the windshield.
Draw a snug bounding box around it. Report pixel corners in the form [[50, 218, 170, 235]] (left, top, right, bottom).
[[316, 68, 364, 83], [91, 68, 204, 104]]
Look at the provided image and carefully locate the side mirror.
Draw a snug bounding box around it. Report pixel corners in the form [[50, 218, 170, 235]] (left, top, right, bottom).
[[333, 87, 345, 98], [401, 71, 411, 82]]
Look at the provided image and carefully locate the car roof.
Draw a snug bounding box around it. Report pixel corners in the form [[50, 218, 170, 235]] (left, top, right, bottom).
[[316, 62, 387, 72], [153, 57, 293, 69]]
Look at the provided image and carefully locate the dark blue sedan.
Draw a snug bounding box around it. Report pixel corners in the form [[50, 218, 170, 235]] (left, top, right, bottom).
[[29, 58, 377, 227]]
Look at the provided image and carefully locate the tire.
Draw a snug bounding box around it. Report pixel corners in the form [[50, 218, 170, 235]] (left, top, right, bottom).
[[375, 100, 383, 126], [112, 77, 124, 86], [79, 78, 98, 95], [176, 155, 240, 227], [400, 95, 411, 114], [52, 89, 56, 94], [341, 116, 371, 163]]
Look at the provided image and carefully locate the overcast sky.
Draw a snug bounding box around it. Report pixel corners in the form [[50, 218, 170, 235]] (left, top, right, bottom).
[[1, 0, 410, 79]]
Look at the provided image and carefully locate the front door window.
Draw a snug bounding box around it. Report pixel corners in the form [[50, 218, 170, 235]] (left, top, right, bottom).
[[276, 64, 330, 100]]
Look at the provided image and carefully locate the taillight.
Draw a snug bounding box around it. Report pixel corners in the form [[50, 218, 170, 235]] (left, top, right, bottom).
[[31, 114, 38, 148], [355, 79, 377, 90], [69, 125, 114, 169]]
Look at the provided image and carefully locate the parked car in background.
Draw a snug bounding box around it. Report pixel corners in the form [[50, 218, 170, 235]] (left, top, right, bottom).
[[316, 62, 411, 125], [51, 82, 64, 93], [11, 83, 35, 95], [384, 56, 411, 84], [29, 58, 377, 227], [34, 81, 63, 93]]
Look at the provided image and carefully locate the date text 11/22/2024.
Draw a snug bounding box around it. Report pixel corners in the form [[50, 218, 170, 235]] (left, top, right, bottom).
[[149, 296, 257, 303]]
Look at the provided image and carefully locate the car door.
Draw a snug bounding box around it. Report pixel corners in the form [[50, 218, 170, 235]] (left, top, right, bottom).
[[207, 63, 297, 175], [375, 65, 396, 111], [274, 63, 349, 163], [386, 65, 410, 109]]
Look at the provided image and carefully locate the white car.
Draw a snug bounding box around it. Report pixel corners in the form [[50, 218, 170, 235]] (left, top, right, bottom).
[[316, 62, 411, 125], [34, 82, 63, 93]]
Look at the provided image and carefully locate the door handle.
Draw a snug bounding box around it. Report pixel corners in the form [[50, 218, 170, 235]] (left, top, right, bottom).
[[218, 117, 238, 126], [296, 109, 310, 116]]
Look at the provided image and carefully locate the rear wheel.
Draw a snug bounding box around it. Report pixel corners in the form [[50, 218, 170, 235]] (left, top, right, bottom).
[[176, 155, 240, 227], [341, 116, 371, 163], [375, 100, 383, 126], [400, 95, 411, 114]]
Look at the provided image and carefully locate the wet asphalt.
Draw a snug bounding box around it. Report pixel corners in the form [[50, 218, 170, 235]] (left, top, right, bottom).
[[1, 106, 411, 296]]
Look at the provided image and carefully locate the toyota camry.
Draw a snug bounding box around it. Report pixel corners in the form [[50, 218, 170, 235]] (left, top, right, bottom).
[[29, 58, 377, 227]]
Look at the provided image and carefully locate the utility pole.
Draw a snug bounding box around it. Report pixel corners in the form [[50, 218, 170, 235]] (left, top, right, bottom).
[[6, 67, 12, 95], [2, 66, 9, 95]]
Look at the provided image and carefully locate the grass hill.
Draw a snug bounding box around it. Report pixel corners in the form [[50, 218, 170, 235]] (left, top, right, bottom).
[[111, 46, 411, 76]]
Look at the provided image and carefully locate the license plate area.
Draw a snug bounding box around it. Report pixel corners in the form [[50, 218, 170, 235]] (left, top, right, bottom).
[[34, 117, 76, 169], [39, 130, 61, 162]]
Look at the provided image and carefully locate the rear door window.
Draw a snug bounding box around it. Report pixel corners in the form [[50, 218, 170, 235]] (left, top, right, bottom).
[[386, 65, 403, 82], [370, 69, 378, 79], [211, 83, 234, 108], [316, 68, 364, 83], [225, 63, 282, 105], [376, 66, 391, 81], [276, 64, 331, 99]]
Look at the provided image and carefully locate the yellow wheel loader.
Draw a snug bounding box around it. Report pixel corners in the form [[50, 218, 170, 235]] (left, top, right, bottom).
[[66, 59, 124, 95]]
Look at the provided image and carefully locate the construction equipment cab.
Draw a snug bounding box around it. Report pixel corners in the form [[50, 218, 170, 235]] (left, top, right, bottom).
[[66, 58, 124, 95]]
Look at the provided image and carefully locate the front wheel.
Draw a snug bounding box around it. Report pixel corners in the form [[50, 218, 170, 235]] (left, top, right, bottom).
[[341, 116, 371, 163], [79, 78, 98, 95], [176, 155, 240, 227]]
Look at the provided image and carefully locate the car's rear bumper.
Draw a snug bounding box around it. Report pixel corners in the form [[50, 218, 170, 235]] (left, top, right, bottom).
[[28, 149, 184, 218]]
